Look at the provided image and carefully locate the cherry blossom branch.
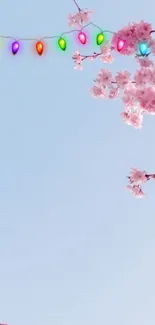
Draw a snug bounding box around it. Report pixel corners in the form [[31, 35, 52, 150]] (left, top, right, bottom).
[[72, 46, 151, 71], [72, 46, 115, 69], [68, 6, 155, 197], [79, 51, 102, 61]]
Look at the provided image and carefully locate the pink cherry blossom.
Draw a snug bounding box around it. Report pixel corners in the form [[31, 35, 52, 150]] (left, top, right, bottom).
[[72, 50, 83, 69], [126, 185, 145, 198], [135, 20, 152, 40], [95, 69, 112, 87], [134, 68, 152, 85], [138, 87, 155, 114], [90, 85, 106, 98], [98, 44, 114, 63], [74, 63, 83, 70], [72, 50, 82, 64], [137, 57, 153, 67], [121, 111, 143, 128], [115, 71, 131, 88], [68, 10, 93, 28], [124, 101, 144, 120], [126, 168, 155, 197], [122, 84, 137, 106], [108, 85, 120, 99], [79, 10, 93, 24], [129, 168, 147, 184], [136, 88, 147, 99], [68, 14, 81, 29], [100, 44, 112, 56], [100, 54, 113, 63]]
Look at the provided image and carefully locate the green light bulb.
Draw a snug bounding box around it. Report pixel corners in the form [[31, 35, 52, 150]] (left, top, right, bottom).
[[96, 33, 104, 46], [58, 38, 66, 51]]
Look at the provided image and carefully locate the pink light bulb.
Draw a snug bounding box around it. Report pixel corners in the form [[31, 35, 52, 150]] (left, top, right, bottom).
[[78, 32, 86, 44], [117, 39, 125, 52]]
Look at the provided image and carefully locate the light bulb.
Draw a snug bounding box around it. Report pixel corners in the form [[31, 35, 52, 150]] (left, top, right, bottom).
[[58, 38, 66, 51], [117, 39, 125, 52], [12, 41, 20, 55], [139, 42, 148, 56], [78, 32, 86, 44], [36, 41, 44, 55], [96, 33, 104, 46]]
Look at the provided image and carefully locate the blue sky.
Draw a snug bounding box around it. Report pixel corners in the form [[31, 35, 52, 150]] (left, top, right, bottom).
[[0, 0, 155, 324]]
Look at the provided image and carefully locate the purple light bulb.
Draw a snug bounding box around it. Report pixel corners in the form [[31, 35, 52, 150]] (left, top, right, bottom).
[[12, 41, 20, 55]]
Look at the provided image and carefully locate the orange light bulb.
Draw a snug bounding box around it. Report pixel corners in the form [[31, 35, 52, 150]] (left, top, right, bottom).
[[36, 41, 44, 55]]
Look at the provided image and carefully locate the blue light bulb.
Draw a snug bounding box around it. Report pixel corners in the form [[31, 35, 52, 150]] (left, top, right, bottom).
[[139, 42, 148, 56]]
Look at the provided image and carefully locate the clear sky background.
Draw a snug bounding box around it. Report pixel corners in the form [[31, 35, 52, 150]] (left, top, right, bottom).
[[0, 0, 155, 324]]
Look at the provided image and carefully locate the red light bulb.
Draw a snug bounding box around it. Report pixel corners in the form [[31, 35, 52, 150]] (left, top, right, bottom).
[[78, 32, 86, 44], [117, 39, 125, 52]]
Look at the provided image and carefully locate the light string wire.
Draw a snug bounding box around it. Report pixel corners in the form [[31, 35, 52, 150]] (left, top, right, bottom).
[[0, 22, 115, 42]]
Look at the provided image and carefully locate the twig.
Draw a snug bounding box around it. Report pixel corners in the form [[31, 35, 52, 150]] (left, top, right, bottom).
[[73, 0, 81, 12]]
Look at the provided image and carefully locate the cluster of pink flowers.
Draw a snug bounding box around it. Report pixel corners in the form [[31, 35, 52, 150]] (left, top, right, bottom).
[[68, 0, 93, 29], [68, 1, 155, 198], [91, 59, 155, 129], [111, 21, 155, 56], [127, 168, 155, 197]]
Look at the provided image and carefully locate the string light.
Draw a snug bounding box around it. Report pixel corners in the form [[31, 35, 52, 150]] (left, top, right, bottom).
[[58, 37, 66, 51], [12, 41, 20, 55], [139, 42, 149, 56], [78, 31, 86, 44], [36, 41, 44, 55], [0, 21, 152, 57], [117, 39, 126, 52], [96, 32, 104, 45], [0, 22, 114, 55]]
